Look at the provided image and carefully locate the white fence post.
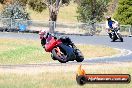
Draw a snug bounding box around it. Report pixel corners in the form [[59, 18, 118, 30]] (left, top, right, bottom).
[[129, 25, 132, 37]]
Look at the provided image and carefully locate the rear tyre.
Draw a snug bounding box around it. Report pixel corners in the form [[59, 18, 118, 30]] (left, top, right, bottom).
[[51, 47, 68, 63], [75, 49, 84, 62]]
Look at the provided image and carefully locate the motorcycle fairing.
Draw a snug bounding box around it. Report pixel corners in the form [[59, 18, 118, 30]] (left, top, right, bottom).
[[57, 44, 76, 61], [45, 37, 62, 52]]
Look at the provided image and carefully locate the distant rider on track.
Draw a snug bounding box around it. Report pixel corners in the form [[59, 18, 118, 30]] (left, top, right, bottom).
[[105, 16, 119, 39]]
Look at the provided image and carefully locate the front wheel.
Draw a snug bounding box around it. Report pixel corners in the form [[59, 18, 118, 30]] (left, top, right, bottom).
[[75, 49, 84, 62], [111, 33, 117, 42], [51, 47, 68, 63], [118, 33, 123, 42]]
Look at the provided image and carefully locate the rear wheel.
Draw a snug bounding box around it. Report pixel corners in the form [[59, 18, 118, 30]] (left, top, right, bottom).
[[51, 47, 68, 63]]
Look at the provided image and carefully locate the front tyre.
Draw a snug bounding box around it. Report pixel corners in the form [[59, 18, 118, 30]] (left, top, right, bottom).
[[120, 37, 123, 42], [118, 33, 123, 42], [75, 49, 84, 62]]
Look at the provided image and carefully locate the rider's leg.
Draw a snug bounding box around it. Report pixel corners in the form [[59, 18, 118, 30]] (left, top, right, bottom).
[[108, 33, 112, 39], [107, 28, 113, 39]]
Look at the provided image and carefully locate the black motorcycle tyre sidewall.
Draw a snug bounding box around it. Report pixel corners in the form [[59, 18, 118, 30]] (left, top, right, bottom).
[[75, 49, 84, 62], [112, 35, 116, 42], [118, 33, 123, 42]]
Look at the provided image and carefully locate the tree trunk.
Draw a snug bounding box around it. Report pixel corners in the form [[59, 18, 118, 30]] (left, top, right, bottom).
[[90, 0, 96, 34], [48, 0, 60, 33], [49, 8, 58, 33], [91, 22, 96, 35]]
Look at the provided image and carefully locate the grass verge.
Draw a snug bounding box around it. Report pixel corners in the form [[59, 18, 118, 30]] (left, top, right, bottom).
[[0, 38, 120, 64], [0, 63, 131, 88]]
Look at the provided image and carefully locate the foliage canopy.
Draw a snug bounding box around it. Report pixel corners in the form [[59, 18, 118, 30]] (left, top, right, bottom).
[[77, 0, 110, 23], [113, 0, 132, 25]]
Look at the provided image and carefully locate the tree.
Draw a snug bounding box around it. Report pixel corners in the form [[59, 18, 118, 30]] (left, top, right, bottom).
[[77, 0, 110, 22], [107, 0, 118, 16], [0, 0, 30, 32], [37, 0, 71, 32], [113, 0, 132, 25], [1, 1, 30, 20], [76, 0, 110, 34], [0, 0, 71, 32]]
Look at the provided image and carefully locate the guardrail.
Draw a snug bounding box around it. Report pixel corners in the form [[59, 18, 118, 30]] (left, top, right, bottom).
[[0, 18, 131, 36]]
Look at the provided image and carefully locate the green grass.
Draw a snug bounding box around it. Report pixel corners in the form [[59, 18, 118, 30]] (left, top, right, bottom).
[[0, 38, 51, 64], [0, 38, 120, 64], [0, 63, 131, 88]]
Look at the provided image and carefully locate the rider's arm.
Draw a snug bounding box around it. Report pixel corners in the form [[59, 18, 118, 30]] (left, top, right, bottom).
[[105, 21, 109, 29], [41, 38, 46, 48], [50, 33, 58, 39], [105, 21, 111, 32]]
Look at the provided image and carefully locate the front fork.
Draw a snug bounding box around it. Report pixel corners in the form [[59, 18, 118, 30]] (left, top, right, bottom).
[[70, 43, 79, 56], [113, 29, 120, 39], [115, 31, 120, 38]]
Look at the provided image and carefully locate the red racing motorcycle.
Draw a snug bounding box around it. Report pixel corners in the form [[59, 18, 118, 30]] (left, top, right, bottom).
[[39, 30, 84, 63]]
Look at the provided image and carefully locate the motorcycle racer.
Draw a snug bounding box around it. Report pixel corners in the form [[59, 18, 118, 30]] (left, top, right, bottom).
[[105, 16, 119, 39], [39, 30, 75, 49], [39, 30, 53, 48], [38, 29, 84, 63], [39, 30, 46, 48], [105, 16, 123, 42]]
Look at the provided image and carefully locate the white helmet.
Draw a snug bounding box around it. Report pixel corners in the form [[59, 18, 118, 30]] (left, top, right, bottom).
[[106, 16, 111, 20], [39, 30, 48, 39]]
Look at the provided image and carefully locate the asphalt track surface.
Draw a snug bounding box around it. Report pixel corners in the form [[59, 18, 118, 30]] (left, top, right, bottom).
[[0, 32, 132, 67]]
